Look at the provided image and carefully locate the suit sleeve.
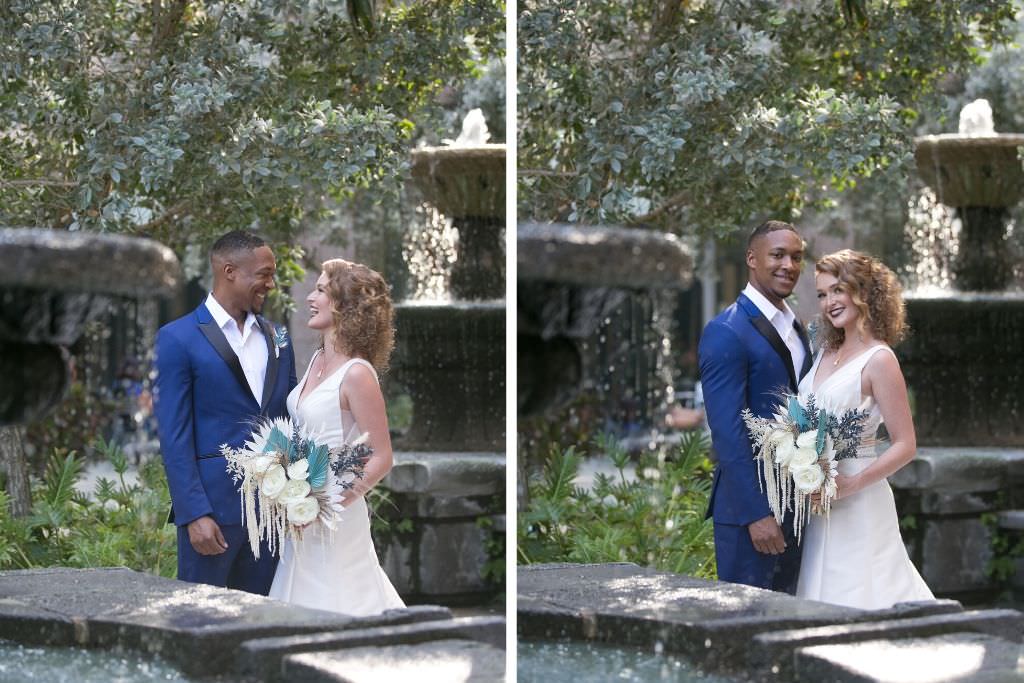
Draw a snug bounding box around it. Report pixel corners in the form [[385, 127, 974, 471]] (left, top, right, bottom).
[[154, 328, 213, 527], [698, 320, 772, 526], [288, 345, 298, 392]]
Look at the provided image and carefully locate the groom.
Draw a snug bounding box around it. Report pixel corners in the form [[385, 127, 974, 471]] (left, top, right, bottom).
[[698, 220, 812, 593], [154, 230, 297, 594]]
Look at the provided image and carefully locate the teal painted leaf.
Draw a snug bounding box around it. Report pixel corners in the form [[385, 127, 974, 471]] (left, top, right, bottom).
[[816, 409, 829, 456], [264, 426, 293, 461], [788, 396, 809, 431], [306, 443, 330, 489]]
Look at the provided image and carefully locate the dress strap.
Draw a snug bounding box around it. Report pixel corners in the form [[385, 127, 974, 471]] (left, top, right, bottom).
[[854, 345, 896, 372], [334, 357, 380, 388]]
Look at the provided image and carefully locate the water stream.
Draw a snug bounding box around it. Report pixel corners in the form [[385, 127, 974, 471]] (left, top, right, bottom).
[[518, 640, 738, 683], [0, 640, 195, 683]]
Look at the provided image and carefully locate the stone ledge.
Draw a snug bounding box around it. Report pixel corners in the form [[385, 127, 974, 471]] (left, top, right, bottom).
[[889, 448, 1024, 492], [0, 568, 468, 678], [283, 638, 506, 682], [750, 609, 1024, 679], [794, 632, 1024, 683], [238, 615, 505, 680], [387, 453, 505, 496]]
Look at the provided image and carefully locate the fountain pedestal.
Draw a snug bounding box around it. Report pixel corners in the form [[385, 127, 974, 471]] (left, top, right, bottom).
[[379, 144, 506, 605]]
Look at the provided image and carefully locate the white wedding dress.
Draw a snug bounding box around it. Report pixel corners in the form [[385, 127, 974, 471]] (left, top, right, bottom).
[[796, 345, 934, 609], [268, 355, 405, 616]]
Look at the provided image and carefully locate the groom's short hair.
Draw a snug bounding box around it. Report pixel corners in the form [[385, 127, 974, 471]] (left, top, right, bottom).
[[748, 220, 799, 248], [210, 230, 266, 262]]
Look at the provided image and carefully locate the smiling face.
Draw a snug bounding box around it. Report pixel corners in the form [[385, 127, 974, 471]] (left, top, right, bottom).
[[746, 229, 804, 307], [230, 245, 277, 314], [815, 271, 861, 332], [306, 271, 334, 332]]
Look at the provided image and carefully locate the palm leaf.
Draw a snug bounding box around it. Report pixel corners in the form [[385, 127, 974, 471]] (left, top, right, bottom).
[[815, 408, 830, 456], [306, 443, 330, 489], [43, 451, 83, 508], [263, 426, 293, 461]]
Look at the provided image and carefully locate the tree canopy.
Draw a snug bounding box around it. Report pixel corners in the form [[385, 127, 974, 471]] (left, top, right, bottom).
[[0, 0, 504, 257], [518, 0, 1017, 237]]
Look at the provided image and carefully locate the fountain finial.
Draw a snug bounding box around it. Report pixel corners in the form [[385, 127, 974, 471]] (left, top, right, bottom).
[[958, 98, 995, 136], [452, 108, 490, 146]]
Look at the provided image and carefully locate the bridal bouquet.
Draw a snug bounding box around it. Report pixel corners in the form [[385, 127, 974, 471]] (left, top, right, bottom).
[[742, 395, 870, 541], [221, 417, 372, 558]]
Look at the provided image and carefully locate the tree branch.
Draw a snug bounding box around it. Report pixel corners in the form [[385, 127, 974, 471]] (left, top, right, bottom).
[[136, 201, 189, 232], [0, 179, 77, 188], [631, 189, 693, 223], [518, 168, 576, 178]]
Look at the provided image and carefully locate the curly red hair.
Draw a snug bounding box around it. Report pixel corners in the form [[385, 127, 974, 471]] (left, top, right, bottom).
[[321, 259, 395, 373], [815, 249, 907, 350]]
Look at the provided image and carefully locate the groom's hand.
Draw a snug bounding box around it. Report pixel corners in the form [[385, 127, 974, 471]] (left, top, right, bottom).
[[188, 516, 229, 555], [748, 516, 786, 555]]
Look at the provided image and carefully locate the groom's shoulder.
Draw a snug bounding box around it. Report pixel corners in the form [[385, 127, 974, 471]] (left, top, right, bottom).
[[708, 298, 747, 329], [157, 308, 200, 340]]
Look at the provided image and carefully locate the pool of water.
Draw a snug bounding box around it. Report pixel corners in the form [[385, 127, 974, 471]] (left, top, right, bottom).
[[518, 640, 736, 682], [0, 640, 195, 682]]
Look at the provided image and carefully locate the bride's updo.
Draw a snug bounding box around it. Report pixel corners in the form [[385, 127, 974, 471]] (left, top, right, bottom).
[[322, 259, 395, 373], [815, 249, 907, 350]]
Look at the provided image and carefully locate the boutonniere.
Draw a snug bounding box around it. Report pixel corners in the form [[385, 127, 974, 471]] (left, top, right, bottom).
[[273, 326, 289, 358]]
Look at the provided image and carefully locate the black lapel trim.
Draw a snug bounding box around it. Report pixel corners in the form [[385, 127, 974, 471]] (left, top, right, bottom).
[[794, 319, 813, 380], [198, 320, 253, 402], [258, 317, 279, 416], [749, 314, 798, 391]]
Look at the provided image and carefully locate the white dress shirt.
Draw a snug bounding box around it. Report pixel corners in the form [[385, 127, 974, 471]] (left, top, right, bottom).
[[205, 293, 268, 404], [742, 283, 806, 380]]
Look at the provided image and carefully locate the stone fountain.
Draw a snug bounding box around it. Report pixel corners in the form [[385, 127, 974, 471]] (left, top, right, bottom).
[[0, 228, 181, 425], [517, 222, 693, 421], [380, 110, 506, 604], [885, 100, 1024, 603], [902, 100, 1024, 447]]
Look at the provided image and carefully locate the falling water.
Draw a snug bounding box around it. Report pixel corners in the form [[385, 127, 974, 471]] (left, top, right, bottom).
[[403, 202, 457, 301], [903, 188, 958, 293]]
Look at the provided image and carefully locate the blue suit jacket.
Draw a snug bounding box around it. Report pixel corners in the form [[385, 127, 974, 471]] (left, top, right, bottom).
[[154, 303, 297, 528], [699, 293, 812, 526]]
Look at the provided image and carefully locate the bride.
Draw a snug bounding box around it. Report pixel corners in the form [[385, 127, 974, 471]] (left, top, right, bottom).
[[797, 249, 933, 609], [268, 258, 405, 616]]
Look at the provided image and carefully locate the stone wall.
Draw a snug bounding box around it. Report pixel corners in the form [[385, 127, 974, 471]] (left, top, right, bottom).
[[378, 453, 505, 606], [890, 447, 1024, 603]]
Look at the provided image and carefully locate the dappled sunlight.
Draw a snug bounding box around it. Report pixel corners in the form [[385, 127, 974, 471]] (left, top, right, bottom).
[[805, 638, 1011, 683]]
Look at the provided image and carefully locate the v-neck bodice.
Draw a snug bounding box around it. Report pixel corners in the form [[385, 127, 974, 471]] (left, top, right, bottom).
[[798, 345, 895, 455], [286, 352, 378, 447]]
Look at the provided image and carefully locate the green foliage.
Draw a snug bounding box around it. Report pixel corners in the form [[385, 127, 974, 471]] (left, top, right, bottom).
[[518, 0, 1016, 235], [0, 440, 176, 577], [982, 510, 1024, 584], [519, 431, 716, 579], [0, 0, 504, 255], [25, 381, 117, 477]]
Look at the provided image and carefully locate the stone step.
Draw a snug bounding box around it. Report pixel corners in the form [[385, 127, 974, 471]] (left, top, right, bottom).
[[998, 510, 1024, 531]]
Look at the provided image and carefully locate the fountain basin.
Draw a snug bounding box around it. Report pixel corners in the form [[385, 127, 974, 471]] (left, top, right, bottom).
[[0, 567, 504, 680], [900, 293, 1024, 447], [914, 134, 1024, 208], [392, 301, 504, 453], [519, 563, 1024, 682], [0, 228, 180, 425], [409, 145, 505, 219], [518, 223, 694, 290]]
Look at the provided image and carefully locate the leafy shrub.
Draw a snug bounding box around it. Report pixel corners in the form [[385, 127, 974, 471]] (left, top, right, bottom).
[[519, 431, 716, 579], [0, 439, 176, 577]]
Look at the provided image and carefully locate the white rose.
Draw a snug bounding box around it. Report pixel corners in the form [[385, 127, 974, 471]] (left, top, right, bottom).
[[287, 459, 309, 481], [772, 434, 798, 468], [795, 431, 817, 450], [279, 478, 311, 505], [287, 497, 320, 526], [260, 464, 287, 499], [792, 463, 825, 493], [248, 456, 276, 476], [789, 445, 819, 469]]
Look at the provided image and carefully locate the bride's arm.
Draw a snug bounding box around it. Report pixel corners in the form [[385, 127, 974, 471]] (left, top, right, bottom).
[[338, 363, 394, 503], [837, 350, 917, 499]]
